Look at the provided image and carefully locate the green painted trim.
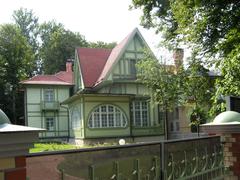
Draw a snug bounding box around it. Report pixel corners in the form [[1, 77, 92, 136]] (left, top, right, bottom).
[[27, 111, 42, 113], [40, 88, 42, 103], [119, 60, 122, 75], [83, 96, 86, 138], [87, 127, 129, 131], [39, 136, 69, 139], [84, 100, 130, 103], [136, 84, 139, 95], [125, 50, 144, 54], [27, 115, 43, 117], [27, 103, 41, 105], [152, 103, 155, 126], [132, 126, 163, 129], [57, 112, 60, 136], [75, 50, 85, 90]]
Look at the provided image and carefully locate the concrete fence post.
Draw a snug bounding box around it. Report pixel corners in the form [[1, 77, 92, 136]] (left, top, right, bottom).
[[0, 109, 43, 180], [200, 111, 240, 179]]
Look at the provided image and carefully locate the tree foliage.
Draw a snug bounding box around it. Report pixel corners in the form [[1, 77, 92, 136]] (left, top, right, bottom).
[[40, 27, 88, 74], [89, 41, 117, 49], [184, 53, 214, 108], [131, 0, 240, 54], [13, 8, 39, 52], [131, 0, 240, 115], [0, 24, 34, 123], [137, 52, 184, 112]]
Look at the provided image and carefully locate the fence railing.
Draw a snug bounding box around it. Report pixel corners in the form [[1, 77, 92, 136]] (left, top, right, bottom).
[[26, 136, 225, 180]]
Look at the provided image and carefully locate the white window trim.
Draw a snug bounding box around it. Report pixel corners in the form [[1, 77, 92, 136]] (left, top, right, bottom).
[[71, 106, 81, 129], [45, 117, 55, 131], [88, 104, 127, 128], [44, 88, 54, 102], [131, 101, 149, 127]]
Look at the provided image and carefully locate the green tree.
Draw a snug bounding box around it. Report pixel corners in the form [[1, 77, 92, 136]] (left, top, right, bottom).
[[184, 52, 215, 132], [0, 24, 34, 123], [131, 0, 240, 115], [184, 54, 214, 108], [89, 41, 117, 49], [13, 8, 39, 75], [131, 1, 240, 54], [137, 51, 185, 139], [40, 28, 88, 74], [13, 8, 39, 51]]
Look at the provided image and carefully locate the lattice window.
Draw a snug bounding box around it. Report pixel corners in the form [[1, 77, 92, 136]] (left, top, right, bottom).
[[88, 104, 127, 128], [131, 101, 149, 127]]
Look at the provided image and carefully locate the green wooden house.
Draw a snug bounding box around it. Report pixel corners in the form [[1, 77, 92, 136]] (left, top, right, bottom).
[[21, 62, 73, 139], [22, 28, 168, 145]]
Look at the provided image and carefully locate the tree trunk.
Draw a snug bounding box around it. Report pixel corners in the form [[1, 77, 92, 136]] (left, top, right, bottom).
[[12, 88, 16, 124]]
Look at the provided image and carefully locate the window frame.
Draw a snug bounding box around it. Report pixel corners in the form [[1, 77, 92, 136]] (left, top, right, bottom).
[[88, 104, 127, 129], [71, 106, 81, 129], [45, 117, 55, 131], [131, 101, 150, 127], [44, 88, 54, 102]]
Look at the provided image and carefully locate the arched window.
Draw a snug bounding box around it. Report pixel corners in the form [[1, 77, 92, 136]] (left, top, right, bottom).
[[71, 106, 81, 129], [88, 104, 127, 128]]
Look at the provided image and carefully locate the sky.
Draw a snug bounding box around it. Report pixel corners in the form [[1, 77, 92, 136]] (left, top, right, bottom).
[[0, 0, 173, 60]]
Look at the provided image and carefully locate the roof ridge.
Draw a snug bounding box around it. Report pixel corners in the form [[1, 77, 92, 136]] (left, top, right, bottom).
[[54, 72, 69, 83], [77, 47, 113, 51]]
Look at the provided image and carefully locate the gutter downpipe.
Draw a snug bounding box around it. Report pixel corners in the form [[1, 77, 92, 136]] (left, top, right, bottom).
[[60, 104, 70, 141]]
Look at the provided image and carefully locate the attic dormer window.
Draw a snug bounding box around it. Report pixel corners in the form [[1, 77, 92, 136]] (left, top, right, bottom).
[[129, 59, 137, 77]]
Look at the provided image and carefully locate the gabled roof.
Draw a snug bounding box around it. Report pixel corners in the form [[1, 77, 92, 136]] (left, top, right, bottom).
[[21, 71, 73, 86], [76, 28, 149, 89], [76, 48, 112, 88], [95, 28, 141, 86]]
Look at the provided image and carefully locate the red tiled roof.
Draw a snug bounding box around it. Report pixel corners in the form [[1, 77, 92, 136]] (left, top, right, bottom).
[[55, 71, 73, 84], [21, 71, 73, 86], [77, 48, 112, 88]]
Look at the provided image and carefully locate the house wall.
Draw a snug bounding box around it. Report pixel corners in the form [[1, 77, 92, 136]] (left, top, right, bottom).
[[68, 98, 84, 138], [25, 85, 70, 139], [84, 96, 131, 138]]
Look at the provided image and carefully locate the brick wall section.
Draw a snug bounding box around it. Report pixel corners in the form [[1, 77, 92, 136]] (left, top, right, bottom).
[[0, 156, 26, 180], [222, 133, 240, 179]]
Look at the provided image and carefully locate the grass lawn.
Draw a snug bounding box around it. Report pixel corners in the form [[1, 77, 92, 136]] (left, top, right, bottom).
[[29, 142, 118, 153], [29, 142, 78, 153]]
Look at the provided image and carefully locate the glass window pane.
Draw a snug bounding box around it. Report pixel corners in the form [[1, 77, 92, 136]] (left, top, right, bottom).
[[46, 117, 54, 131], [94, 114, 100, 128], [108, 106, 114, 112], [115, 113, 121, 127], [101, 106, 106, 112], [44, 89, 54, 102], [88, 104, 127, 128], [108, 114, 114, 127], [101, 114, 107, 127]]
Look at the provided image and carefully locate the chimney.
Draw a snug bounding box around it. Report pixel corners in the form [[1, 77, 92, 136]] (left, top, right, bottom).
[[173, 48, 184, 69], [66, 59, 73, 72]]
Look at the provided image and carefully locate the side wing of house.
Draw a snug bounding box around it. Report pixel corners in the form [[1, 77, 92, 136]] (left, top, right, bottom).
[[25, 85, 70, 138]]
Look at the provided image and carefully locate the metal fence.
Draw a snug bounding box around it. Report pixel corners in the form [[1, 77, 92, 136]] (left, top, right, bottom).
[[26, 136, 225, 180]]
